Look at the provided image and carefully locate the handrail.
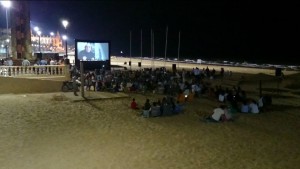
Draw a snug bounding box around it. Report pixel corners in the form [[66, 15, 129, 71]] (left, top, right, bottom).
[[0, 65, 70, 78]]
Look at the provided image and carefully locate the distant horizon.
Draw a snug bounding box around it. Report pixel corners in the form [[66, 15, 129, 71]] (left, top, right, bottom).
[[114, 56, 299, 67]]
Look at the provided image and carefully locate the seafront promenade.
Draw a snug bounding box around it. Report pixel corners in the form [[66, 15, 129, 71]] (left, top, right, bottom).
[[111, 57, 299, 76]]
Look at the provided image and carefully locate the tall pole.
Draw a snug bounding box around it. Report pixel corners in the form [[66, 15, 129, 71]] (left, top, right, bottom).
[[37, 30, 42, 53], [140, 29, 143, 68], [130, 31, 132, 70], [151, 29, 153, 58], [130, 31, 131, 59], [62, 20, 69, 59], [141, 29, 143, 62], [65, 40, 67, 59], [38, 35, 41, 53], [151, 29, 154, 69], [80, 61, 85, 97], [5, 8, 8, 58], [164, 26, 168, 67], [153, 31, 155, 59], [177, 31, 181, 68], [1, 0, 11, 58]]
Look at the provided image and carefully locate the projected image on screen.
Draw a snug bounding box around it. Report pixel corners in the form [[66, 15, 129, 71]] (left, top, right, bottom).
[[76, 42, 109, 61], [75, 40, 111, 71]]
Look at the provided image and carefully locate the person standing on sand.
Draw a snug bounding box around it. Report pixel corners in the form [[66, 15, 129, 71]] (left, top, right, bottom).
[[72, 74, 79, 96], [71, 66, 79, 96]]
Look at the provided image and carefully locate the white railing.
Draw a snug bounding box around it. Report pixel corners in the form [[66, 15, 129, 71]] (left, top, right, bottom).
[[0, 65, 70, 78]]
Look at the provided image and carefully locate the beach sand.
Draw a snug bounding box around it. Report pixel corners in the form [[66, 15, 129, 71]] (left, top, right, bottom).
[[0, 58, 300, 169]]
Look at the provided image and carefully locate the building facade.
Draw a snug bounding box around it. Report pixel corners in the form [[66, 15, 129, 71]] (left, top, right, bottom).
[[1, 1, 67, 60], [0, 29, 10, 58], [31, 31, 64, 53]]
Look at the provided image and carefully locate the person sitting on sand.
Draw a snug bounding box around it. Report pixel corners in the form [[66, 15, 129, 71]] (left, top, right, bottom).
[[173, 101, 184, 114], [130, 98, 139, 109], [151, 102, 161, 117], [240, 100, 250, 113], [177, 90, 185, 104], [248, 99, 259, 114], [205, 105, 231, 122], [142, 98, 151, 111], [141, 98, 151, 117]]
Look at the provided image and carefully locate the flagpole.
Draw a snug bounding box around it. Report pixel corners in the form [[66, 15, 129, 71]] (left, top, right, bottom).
[[177, 31, 181, 69], [151, 29, 154, 69], [130, 31, 132, 70], [164, 26, 168, 67], [141, 29, 143, 68], [153, 30, 155, 69]]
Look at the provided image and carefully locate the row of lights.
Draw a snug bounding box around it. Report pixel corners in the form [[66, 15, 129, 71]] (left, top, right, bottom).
[[1, 0, 69, 60], [33, 20, 69, 56], [1, 0, 11, 58]]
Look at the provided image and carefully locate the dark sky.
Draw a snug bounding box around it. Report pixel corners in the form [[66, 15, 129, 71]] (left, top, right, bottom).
[[2, 1, 300, 65]]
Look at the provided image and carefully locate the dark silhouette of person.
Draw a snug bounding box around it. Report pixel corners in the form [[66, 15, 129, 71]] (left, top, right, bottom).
[[78, 43, 95, 61]]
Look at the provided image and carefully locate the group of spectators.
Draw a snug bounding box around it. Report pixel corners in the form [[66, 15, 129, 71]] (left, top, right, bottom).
[[131, 96, 184, 118], [70, 65, 270, 121], [205, 83, 272, 122]]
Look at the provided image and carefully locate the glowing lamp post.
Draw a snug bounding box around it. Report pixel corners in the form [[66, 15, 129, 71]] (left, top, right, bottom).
[[62, 20, 69, 59], [1, 0, 11, 58], [37, 30, 41, 53], [62, 20, 69, 30], [5, 38, 9, 58], [62, 35, 67, 59], [33, 27, 41, 52], [50, 32, 54, 51]]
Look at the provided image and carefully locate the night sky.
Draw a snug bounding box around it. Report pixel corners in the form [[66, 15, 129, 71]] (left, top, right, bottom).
[[1, 1, 299, 65]]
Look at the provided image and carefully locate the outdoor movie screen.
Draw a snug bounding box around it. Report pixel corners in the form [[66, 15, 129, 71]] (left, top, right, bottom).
[[75, 40, 110, 61]]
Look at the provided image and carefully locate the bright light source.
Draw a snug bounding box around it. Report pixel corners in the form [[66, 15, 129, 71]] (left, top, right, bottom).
[[50, 32, 54, 36], [62, 20, 69, 29], [1, 1, 11, 8], [34, 26, 39, 32], [6, 39, 9, 42], [62, 35, 67, 40]]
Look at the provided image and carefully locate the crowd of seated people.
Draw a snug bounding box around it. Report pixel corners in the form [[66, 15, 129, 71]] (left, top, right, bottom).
[[76, 65, 271, 121], [209, 83, 273, 117], [132, 96, 185, 118], [76, 66, 219, 98]]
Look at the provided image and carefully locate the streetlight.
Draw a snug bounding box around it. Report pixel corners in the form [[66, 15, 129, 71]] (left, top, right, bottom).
[[62, 20, 69, 30], [62, 20, 68, 59], [34, 26, 39, 32], [50, 32, 54, 51], [5, 38, 9, 58], [1, 0, 11, 58], [62, 35, 67, 60], [37, 30, 41, 53], [33, 27, 42, 53]]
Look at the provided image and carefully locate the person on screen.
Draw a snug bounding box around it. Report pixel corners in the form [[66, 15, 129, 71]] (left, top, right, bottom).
[[78, 43, 95, 61]]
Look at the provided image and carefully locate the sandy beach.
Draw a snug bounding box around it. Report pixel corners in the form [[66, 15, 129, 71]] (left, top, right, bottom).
[[0, 58, 300, 169]]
